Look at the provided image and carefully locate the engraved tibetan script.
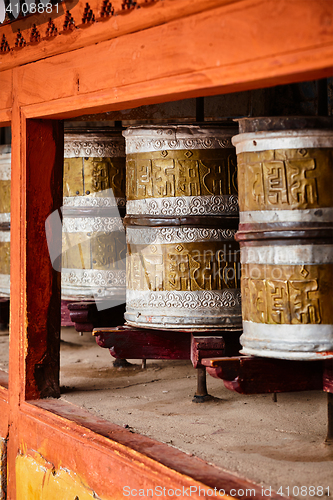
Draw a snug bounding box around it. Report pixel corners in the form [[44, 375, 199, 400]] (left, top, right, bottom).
[[126, 150, 238, 200], [238, 148, 333, 212], [242, 263, 325, 324], [127, 244, 241, 292]]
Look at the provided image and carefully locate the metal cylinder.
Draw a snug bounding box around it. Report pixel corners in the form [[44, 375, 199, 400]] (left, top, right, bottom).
[[0, 145, 10, 298], [61, 130, 126, 304], [123, 125, 241, 330], [233, 116, 333, 360]]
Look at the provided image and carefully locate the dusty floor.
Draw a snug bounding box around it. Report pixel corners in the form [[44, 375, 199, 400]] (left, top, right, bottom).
[[0, 327, 332, 499]]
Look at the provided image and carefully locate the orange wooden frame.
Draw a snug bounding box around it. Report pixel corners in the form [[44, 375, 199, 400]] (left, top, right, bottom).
[[0, 0, 333, 498]]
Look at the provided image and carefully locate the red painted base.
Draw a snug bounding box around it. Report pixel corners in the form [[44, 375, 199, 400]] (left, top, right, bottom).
[[202, 356, 324, 394], [61, 299, 75, 327]]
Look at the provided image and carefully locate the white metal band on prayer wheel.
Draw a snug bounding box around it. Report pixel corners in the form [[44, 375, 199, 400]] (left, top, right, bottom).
[[127, 195, 238, 216], [123, 125, 235, 154], [240, 207, 333, 224], [240, 322, 333, 360], [125, 289, 242, 329], [61, 269, 126, 300], [241, 244, 333, 265], [63, 196, 126, 209], [232, 129, 333, 154], [126, 226, 237, 245], [64, 133, 126, 158]]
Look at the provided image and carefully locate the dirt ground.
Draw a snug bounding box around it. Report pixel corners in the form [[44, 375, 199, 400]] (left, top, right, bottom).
[[0, 327, 332, 499]]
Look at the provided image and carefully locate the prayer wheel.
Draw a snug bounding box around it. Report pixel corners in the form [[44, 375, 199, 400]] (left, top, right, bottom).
[[123, 125, 242, 329], [233, 116, 333, 360], [0, 145, 10, 298], [62, 130, 126, 306]]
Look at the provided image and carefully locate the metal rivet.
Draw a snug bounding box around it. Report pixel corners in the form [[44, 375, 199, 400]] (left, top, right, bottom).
[[76, 191, 79, 195], [86, 190, 90, 195]]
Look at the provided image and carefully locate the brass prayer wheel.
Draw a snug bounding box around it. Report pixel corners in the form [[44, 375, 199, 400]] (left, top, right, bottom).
[[0, 145, 11, 298], [233, 116, 333, 360], [61, 130, 126, 303], [123, 125, 241, 329]]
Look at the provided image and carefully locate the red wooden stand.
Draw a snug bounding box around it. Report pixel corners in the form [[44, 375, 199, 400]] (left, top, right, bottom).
[[92, 325, 241, 401], [202, 355, 333, 443]]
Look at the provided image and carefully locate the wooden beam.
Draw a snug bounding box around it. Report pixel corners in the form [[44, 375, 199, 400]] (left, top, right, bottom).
[[10, 0, 332, 119], [17, 399, 286, 500], [0, 0, 241, 73]]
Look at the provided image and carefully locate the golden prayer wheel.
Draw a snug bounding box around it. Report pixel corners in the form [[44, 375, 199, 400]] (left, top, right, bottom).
[[233, 116, 333, 360], [0, 145, 11, 298], [61, 130, 126, 304], [123, 125, 242, 329]]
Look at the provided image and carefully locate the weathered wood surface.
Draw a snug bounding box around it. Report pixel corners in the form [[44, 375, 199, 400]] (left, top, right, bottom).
[[202, 356, 324, 394], [0, 369, 9, 439], [0, 0, 240, 72], [191, 336, 225, 369], [94, 327, 240, 362], [1, 0, 332, 121], [94, 326, 192, 359], [17, 399, 288, 500], [2, 0, 332, 497], [0, 437, 7, 500], [7, 115, 63, 498]]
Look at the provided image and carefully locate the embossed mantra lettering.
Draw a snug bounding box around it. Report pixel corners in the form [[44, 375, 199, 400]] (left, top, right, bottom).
[[241, 263, 332, 325], [127, 245, 240, 292], [126, 151, 237, 200], [238, 148, 333, 211]]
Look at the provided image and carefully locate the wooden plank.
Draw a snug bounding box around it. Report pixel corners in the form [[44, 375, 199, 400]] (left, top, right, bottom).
[[0, 437, 7, 500], [24, 119, 63, 400], [16, 0, 333, 119], [0, 398, 8, 438], [17, 399, 287, 500], [94, 326, 192, 359], [7, 114, 63, 498], [202, 356, 324, 394], [6, 94, 21, 499], [0, 0, 240, 73]]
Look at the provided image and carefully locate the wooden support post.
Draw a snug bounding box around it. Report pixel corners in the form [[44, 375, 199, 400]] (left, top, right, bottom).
[[8, 111, 63, 498]]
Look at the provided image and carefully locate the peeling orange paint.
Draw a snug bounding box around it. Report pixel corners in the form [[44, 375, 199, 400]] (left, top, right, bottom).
[[0, 438, 7, 500], [16, 453, 104, 500]]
